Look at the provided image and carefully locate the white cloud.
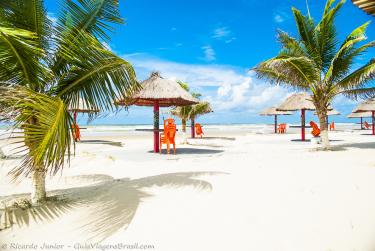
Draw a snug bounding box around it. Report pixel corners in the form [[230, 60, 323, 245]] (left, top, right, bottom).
[[201, 45, 216, 62], [274, 14, 284, 23], [122, 54, 291, 114], [212, 27, 231, 39], [225, 37, 237, 44]]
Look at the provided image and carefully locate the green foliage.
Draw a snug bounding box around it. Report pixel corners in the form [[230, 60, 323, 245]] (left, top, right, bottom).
[[0, 0, 139, 178], [172, 82, 212, 121], [254, 0, 374, 108]]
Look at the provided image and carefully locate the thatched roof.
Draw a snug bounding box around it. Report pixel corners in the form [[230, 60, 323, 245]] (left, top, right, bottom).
[[259, 107, 293, 116], [352, 0, 375, 16], [116, 72, 199, 107], [314, 109, 341, 116], [277, 92, 316, 111], [347, 112, 372, 118], [68, 98, 100, 113], [353, 98, 375, 112]]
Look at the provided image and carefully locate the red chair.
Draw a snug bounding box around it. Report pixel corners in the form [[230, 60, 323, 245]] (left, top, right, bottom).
[[329, 121, 335, 131], [277, 123, 287, 134], [72, 123, 81, 142], [310, 121, 320, 137], [160, 118, 176, 154], [195, 123, 204, 138], [364, 121, 371, 129]]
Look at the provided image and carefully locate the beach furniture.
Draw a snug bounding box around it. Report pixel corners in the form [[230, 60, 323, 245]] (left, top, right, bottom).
[[277, 93, 316, 141], [347, 112, 372, 129], [195, 123, 204, 138], [259, 107, 292, 134], [352, 98, 375, 135], [160, 119, 176, 154], [310, 121, 321, 137], [329, 122, 335, 131], [116, 72, 198, 153], [68, 98, 99, 141], [72, 123, 81, 142], [364, 121, 371, 129], [277, 123, 287, 134]]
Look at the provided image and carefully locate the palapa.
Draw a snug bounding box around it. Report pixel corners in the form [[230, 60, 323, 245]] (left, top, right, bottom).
[[260, 107, 292, 133], [116, 72, 199, 152]]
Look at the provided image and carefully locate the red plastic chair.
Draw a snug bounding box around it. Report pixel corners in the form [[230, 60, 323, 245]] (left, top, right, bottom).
[[195, 123, 204, 138], [310, 121, 320, 137], [160, 118, 176, 154], [72, 123, 81, 142], [329, 121, 335, 131], [364, 121, 371, 129]]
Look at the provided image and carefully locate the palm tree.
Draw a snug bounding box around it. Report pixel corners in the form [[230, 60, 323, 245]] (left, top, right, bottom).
[[253, 0, 375, 149], [0, 0, 139, 204], [171, 82, 212, 139]]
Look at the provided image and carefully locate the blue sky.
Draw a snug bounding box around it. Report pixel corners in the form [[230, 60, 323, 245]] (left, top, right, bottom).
[[46, 0, 375, 125]]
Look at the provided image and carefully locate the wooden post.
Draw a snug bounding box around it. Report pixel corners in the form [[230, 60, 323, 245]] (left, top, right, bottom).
[[301, 109, 306, 141], [372, 111, 375, 135], [191, 119, 195, 138], [74, 111, 77, 125], [153, 101, 160, 153], [274, 115, 277, 134]]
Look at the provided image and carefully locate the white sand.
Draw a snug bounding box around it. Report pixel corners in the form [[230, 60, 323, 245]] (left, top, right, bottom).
[[1, 124, 375, 251]]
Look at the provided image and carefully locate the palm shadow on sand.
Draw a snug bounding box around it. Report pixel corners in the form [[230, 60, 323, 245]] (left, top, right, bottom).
[[332, 141, 375, 151], [0, 171, 223, 242]]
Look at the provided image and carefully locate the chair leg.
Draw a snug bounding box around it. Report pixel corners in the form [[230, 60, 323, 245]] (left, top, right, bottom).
[[167, 142, 170, 154], [160, 139, 162, 154], [173, 144, 176, 155]]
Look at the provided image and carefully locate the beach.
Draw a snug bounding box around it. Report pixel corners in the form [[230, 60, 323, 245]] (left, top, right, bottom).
[[1, 124, 375, 251]]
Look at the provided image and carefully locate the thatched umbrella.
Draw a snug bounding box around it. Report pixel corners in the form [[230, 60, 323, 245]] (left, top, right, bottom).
[[68, 98, 100, 136], [116, 72, 198, 152], [353, 98, 375, 134], [259, 107, 293, 133], [277, 92, 316, 141], [347, 111, 372, 129]]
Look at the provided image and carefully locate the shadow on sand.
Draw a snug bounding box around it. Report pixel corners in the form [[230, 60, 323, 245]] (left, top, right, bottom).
[[0, 171, 223, 242], [78, 140, 123, 147], [332, 141, 375, 151], [150, 148, 224, 155]]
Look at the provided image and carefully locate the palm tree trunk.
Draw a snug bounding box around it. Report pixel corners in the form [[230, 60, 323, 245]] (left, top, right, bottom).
[[317, 110, 330, 150], [191, 119, 195, 138], [182, 119, 187, 133], [31, 167, 46, 204], [28, 117, 47, 204], [182, 119, 187, 144]]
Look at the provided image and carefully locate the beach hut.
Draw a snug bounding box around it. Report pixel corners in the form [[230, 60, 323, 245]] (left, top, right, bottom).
[[68, 98, 100, 124], [68, 98, 100, 141], [347, 111, 372, 129], [353, 98, 375, 135], [259, 107, 292, 133], [277, 93, 316, 141], [116, 72, 198, 153]]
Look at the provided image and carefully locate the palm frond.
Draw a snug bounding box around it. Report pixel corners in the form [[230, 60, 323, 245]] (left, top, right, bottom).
[[292, 7, 320, 68], [52, 32, 139, 112], [336, 59, 375, 91], [253, 55, 318, 90], [0, 0, 51, 52], [324, 21, 372, 83], [341, 87, 375, 100], [189, 102, 213, 120], [0, 86, 74, 177], [0, 26, 45, 87], [315, 0, 344, 71]]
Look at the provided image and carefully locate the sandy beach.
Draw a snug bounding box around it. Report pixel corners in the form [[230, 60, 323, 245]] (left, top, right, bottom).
[[1, 124, 375, 251]]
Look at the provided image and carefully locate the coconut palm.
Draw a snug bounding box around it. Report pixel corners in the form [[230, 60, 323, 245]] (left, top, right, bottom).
[[253, 0, 375, 149], [171, 82, 212, 138], [0, 0, 139, 204]]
